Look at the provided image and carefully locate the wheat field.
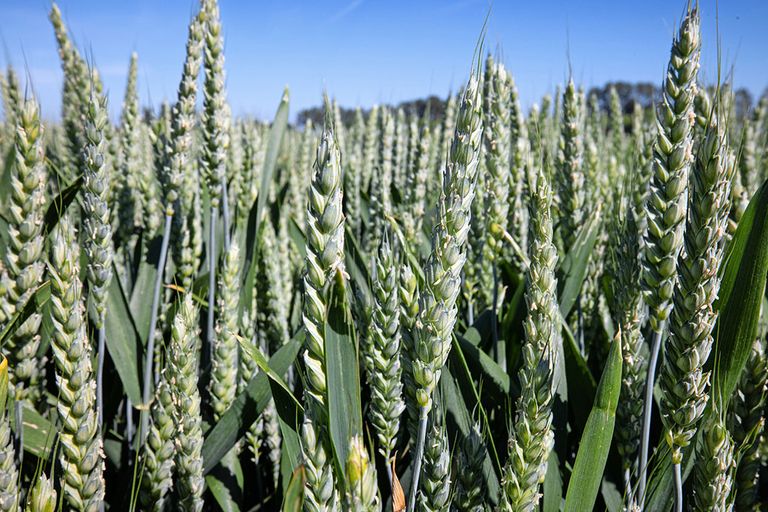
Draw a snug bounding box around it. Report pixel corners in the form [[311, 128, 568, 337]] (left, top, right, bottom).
[[0, 1, 767, 511]]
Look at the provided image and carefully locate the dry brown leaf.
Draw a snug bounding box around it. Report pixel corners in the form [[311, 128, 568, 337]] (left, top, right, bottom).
[[391, 454, 406, 512]]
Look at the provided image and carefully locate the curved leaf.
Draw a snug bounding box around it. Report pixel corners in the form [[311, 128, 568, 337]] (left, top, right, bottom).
[[43, 176, 83, 237], [326, 270, 363, 490], [242, 89, 290, 317], [202, 337, 301, 474], [564, 335, 621, 512], [558, 206, 601, 318], [281, 466, 306, 512], [104, 269, 142, 404], [713, 179, 768, 404]]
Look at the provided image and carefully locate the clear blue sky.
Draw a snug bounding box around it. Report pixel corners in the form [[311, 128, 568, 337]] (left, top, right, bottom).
[[2, 0, 766, 122]]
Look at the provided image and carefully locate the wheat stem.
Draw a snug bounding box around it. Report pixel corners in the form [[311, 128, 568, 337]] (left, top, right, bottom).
[[139, 213, 172, 447], [673, 462, 683, 512], [638, 327, 662, 506]]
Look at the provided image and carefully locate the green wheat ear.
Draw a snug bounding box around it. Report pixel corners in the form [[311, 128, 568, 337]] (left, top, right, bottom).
[[642, 6, 700, 332], [49, 215, 106, 511], [169, 295, 205, 512], [555, 78, 585, 252], [659, 101, 734, 464], [638, 7, 701, 502], [417, 411, 451, 512], [501, 166, 559, 512], [140, 377, 175, 511], [729, 338, 767, 510], [4, 98, 48, 404], [692, 411, 735, 512], [344, 436, 380, 512], [209, 241, 241, 420], [201, 0, 230, 212], [301, 115, 344, 512], [362, 232, 404, 482], [408, 71, 482, 512], [455, 422, 488, 511], [607, 207, 646, 479], [117, 52, 144, 242], [483, 59, 512, 258], [0, 412, 20, 512], [82, 85, 114, 329]]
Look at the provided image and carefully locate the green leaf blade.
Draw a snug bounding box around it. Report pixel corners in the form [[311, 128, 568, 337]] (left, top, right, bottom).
[[563, 336, 622, 512]]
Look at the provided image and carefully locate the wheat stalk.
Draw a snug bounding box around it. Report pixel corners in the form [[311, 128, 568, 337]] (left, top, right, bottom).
[[408, 73, 482, 511], [638, 7, 700, 501]]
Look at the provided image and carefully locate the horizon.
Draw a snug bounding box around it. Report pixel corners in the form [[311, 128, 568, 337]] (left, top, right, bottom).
[[2, 0, 766, 123]]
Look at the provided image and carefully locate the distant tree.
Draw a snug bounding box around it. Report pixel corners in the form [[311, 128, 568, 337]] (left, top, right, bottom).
[[296, 94, 448, 127]]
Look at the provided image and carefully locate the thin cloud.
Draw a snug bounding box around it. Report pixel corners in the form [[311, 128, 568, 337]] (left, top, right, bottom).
[[329, 0, 363, 23]]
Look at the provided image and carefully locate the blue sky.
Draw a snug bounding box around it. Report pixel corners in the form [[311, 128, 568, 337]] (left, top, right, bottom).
[[1, 0, 766, 122]]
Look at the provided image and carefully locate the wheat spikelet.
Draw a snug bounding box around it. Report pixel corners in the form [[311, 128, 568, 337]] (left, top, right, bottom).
[[344, 436, 380, 512], [24, 474, 56, 512]]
